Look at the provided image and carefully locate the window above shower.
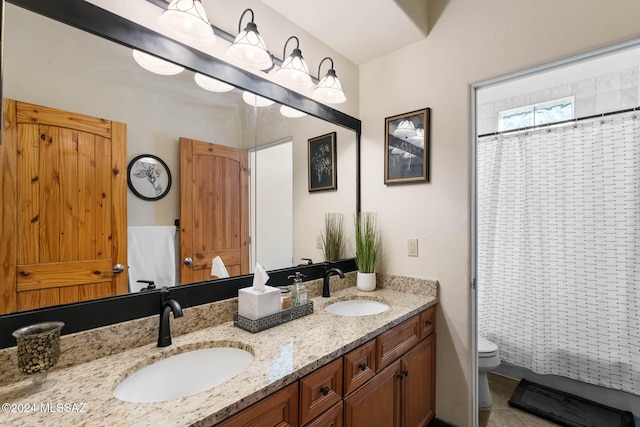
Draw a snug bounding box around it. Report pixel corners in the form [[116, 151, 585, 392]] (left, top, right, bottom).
[[497, 97, 574, 132], [476, 46, 640, 136]]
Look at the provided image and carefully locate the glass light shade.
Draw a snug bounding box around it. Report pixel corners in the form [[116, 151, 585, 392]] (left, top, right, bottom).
[[157, 0, 216, 47], [227, 22, 272, 70], [275, 50, 313, 90], [393, 119, 417, 138], [280, 105, 307, 118], [242, 91, 274, 107], [194, 73, 234, 92], [132, 50, 185, 75], [312, 69, 346, 104]]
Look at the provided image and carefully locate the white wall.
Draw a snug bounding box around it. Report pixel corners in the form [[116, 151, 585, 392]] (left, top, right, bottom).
[[359, 1, 640, 425]]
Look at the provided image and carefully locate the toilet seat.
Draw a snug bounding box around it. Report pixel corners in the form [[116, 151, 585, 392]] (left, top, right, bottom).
[[478, 336, 498, 358]]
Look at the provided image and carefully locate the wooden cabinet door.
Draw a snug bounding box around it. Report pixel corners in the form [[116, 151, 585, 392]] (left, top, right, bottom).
[[401, 334, 436, 427], [1, 99, 128, 314], [304, 401, 342, 427], [215, 382, 298, 427], [179, 138, 248, 284], [300, 359, 343, 425], [344, 361, 401, 427]]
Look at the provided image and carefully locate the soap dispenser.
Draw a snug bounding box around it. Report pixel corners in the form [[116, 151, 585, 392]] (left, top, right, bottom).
[[288, 272, 307, 306]]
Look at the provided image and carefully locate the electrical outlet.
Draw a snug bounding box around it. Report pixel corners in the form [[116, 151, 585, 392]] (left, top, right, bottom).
[[408, 238, 418, 257], [316, 234, 323, 249]]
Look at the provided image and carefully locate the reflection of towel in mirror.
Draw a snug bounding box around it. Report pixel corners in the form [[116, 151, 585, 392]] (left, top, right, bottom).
[[128, 226, 176, 292], [211, 256, 229, 279]]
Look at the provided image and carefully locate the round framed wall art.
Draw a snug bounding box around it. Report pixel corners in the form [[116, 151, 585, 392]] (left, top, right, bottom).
[[127, 154, 172, 201]]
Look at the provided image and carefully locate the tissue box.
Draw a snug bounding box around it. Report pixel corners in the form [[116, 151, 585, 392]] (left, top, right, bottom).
[[238, 286, 281, 320]]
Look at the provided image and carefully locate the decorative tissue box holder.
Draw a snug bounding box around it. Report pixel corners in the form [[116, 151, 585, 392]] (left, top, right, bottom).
[[234, 301, 314, 333]]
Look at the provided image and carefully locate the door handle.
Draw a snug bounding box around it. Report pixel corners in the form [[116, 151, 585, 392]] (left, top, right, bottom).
[[112, 264, 125, 274], [184, 257, 193, 266]]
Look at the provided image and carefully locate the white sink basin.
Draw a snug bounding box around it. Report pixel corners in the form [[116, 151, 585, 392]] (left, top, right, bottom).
[[325, 299, 390, 316], [114, 347, 253, 403]]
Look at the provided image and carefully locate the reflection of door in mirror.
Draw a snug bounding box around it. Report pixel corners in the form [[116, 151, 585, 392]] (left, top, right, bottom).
[[179, 138, 249, 284], [0, 99, 128, 314]]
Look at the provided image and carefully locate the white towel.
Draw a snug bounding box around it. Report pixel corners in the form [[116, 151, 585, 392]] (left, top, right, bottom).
[[128, 226, 177, 292]]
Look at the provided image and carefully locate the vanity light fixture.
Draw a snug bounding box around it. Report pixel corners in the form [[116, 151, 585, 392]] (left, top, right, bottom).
[[392, 118, 417, 138], [157, 0, 216, 47], [242, 91, 275, 107], [132, 50, 185, 75], [312, 57, 347, 104], [280, 105, 307, 118], [227, 9, 273, 71], [274, 36, 313, 90], [194, 73, 235, 92]]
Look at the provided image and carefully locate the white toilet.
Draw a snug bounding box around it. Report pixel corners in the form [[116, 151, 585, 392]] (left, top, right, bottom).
[[478, 336, 500, 408]]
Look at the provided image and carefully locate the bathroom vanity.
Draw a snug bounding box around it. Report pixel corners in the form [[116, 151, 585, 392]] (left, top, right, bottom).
[[0, 275, 437, 427]]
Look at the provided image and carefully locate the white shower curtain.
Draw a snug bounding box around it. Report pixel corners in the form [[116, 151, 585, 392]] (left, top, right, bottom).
[[477, 110, 640, 396]]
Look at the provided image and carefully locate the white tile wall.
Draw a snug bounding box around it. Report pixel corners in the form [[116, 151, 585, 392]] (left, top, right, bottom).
[[477, 66, 639, 134]]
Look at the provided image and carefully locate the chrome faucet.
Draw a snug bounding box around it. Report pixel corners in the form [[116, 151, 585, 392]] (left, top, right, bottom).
[[322, 267, 345, 298], [158, 287, 183, 347]]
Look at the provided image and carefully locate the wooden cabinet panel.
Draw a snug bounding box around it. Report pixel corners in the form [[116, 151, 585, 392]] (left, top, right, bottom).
[[304, 401, 342, 427], [376, 315, 420, 372], [300, 359, 343, 425], [401, 334, 436, 427], [344, 361, 401, 427], [216, 382, 299, 427], [343, 340, 376, 396], [419, 306, 436, 341]]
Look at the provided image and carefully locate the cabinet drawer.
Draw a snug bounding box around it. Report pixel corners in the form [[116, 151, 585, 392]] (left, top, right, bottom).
[[300, 358, 343, 425], [419, 305, 436, 340], [215, 382, 298, 427], [376, 314, 420, 372], [343, 340, 376, 396], [304, 401, 343, 427]]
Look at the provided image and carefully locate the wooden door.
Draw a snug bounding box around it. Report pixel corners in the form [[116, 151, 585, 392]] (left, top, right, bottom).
[[179, 137, 248, 284], [401, 334, 436, 427], [344, 361, 402, 427], [0, 99, 128, 314]]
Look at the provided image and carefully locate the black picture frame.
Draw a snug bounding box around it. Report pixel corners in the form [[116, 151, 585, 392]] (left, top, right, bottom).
[[127, 154, 172, 201], [384, 108, 431, 184], [308, 132, 337, 192]]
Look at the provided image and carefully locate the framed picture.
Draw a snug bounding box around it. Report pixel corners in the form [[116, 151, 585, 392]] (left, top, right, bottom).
[[308, 132, 337, 192], [385, 108, 431, 184], [127, 154, 172, 201]]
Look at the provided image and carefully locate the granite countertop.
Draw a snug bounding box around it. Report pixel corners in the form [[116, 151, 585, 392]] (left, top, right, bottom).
[[0, 284, 437, 427]]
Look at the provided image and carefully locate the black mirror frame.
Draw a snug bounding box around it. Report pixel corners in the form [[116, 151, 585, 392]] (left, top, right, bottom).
[[0, 0, 361, 349]]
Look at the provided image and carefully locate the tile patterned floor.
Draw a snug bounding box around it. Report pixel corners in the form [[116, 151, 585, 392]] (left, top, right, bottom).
[[479, 373, 560, 427]]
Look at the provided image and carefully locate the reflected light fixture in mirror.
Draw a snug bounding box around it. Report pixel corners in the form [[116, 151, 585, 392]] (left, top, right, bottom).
[[227, 8, 272, 71], [274, 36, 313, 90], [132, 49, 185, 75], [312, 57, 347, 104], [242, 91, 275, 107], [157, 0, 216, 47], [194, 72, 235, 92], [280, 105, 307, 118]]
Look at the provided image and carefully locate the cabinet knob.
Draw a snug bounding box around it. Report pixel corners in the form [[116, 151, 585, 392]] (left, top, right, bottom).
[[403, 370, 409, 377], [320, 386, 330, 396], [358, 363, 368, 371], [425, 320, 433, 326]]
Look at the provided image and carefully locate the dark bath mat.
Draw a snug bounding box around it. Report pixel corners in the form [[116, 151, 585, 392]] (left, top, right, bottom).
[[508, 379, 635, 427]]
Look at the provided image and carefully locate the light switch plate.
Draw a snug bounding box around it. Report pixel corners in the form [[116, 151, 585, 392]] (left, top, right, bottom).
[[408, 238, 418, 257]]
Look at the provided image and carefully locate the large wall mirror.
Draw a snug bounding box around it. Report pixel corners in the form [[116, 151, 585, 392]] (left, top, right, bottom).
[[0, 0, 360, 346]]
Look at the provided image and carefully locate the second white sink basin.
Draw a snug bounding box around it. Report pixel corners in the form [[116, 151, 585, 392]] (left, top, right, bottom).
[[114, 347, 253, 403], [325, 299, 390, 316]]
